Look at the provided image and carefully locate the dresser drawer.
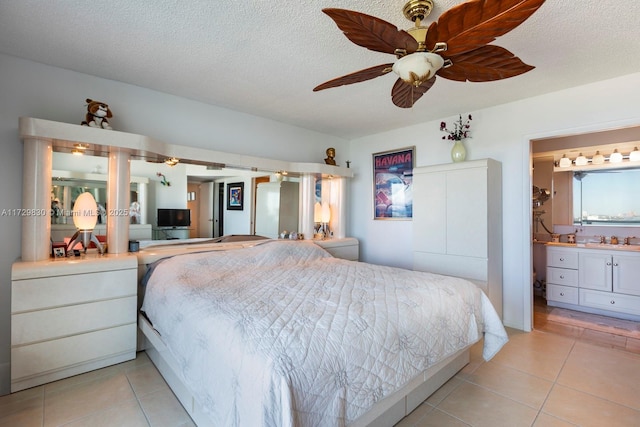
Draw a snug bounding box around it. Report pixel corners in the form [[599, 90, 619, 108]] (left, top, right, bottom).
[[546, 267, 579, 287], [546, 284, 579, 304], [12, 296, 136, 346], [580, 289, 640, 316], [12, 269, 136, 313], [11, 323, 137, 381], [547, 249, 578, 269]]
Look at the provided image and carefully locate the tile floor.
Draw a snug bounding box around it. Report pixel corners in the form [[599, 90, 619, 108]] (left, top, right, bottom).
[[2, 307, 640, 426]]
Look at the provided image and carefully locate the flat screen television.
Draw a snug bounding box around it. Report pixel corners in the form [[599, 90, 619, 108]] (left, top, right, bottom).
[[157, 208, 190, 228]]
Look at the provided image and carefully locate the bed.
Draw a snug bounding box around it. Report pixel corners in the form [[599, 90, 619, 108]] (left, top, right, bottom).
[[139, 239, 508, 427]]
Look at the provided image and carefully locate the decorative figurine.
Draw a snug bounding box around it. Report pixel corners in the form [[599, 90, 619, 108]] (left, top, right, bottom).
[[324, 147, 337, 165]]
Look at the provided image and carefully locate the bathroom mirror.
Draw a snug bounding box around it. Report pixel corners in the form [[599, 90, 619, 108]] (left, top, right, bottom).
[[572, 168, 640, 226]]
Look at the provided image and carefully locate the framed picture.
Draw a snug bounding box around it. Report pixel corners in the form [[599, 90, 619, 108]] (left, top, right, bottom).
[[227, 182, 244, 210], [373, 146, 414, 220], [51, 242, 67, 258]]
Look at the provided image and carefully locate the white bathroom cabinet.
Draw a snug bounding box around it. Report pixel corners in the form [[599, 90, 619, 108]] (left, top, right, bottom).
[[546, 245, 640, 320], [412, 159, 502, 317]]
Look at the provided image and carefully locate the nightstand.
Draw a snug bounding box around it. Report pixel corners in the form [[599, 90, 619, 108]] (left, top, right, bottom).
[[11, 253, 138, 392]]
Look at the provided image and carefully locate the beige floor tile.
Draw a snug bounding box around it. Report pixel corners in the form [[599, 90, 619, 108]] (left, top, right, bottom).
[[415, 408, 470, 426], [579, 328, 628, 349], [557, 341, 640, 410], [542, 384, 640, 427], [126, 363, 170, 397], [394, 401, 434, 426], [465, 360, 553, 409], [489, 330, 575, 381], [138, 388, 195, 427], [425, 376, 463, 406], [63, 398, 149, 427], [436, 382, 538, 427], [626, 337, 640, 353], [0, 387, 43, 427], [532, 412, 577, 426], [44, 374, 136, 427]]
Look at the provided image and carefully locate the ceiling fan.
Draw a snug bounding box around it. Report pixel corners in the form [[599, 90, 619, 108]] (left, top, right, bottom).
[[313, 0, 546, 108]]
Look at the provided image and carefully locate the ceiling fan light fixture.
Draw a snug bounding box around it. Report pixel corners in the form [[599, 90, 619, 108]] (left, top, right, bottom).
[[392, 52, 444, 87]]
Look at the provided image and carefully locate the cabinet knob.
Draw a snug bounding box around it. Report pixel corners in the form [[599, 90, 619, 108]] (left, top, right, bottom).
[[560, 292, 565, 296], [610, 300, 616, 305], [613, 263, 619, 267], [559, 257, 564, 261], [560, 275, 565, 279], [606, 262, 612, 266]]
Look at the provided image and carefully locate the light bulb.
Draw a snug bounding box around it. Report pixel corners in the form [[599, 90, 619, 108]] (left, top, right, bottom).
[[558, 155, 572, 168], [591, 151, 605, 165], [575, 153, 588, 166], [609, 149, 623, 163]]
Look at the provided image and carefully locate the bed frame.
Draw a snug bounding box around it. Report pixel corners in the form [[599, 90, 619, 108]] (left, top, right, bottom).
[[135, 237, 473, 426]]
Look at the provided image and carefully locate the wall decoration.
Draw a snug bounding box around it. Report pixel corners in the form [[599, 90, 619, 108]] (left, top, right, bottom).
[[156, 172, 171, 186], [227, 182, 244, 211], [373, 147, 414, 220]]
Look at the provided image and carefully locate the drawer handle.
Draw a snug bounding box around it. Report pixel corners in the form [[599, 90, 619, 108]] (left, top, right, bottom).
[[610, 300, 616, 305], [560, 292, 565, 296]]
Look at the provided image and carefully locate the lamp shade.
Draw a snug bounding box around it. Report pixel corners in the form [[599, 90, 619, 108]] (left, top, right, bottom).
[[630, 147, 640, 162], [72, 192, 98, 230], [321, 202, 331, 223], [392, 52, 444, 86], [314, 202, 322, 223]]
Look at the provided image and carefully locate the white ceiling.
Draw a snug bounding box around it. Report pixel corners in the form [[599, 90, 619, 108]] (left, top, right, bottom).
[[1, 0, 640, 140]]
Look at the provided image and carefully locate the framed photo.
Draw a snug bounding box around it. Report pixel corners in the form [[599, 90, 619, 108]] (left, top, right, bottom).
[[51, 242, 67, 258], [373, 146, 414, 220], [227, 182, 244, 210]]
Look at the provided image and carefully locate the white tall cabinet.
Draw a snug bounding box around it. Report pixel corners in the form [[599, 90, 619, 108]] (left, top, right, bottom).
[[255, 181, 300, 238], [413, 159, 503, 317]]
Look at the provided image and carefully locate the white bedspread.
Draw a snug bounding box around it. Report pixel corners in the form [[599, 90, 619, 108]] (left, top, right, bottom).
[[141, 240, 507, 426]]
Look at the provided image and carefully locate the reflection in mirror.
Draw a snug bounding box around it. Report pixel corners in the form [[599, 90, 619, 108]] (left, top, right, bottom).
[[572, 168, 640, 225]]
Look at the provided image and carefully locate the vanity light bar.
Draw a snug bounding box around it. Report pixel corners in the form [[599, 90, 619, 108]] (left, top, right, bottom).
[[556, 148, 640, 168]]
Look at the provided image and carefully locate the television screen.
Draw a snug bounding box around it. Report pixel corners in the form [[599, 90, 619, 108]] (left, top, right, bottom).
[[157, 208, 190, 227]]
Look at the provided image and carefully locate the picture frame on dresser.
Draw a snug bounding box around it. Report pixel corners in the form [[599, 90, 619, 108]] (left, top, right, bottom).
[[372, 146, 414, 220]]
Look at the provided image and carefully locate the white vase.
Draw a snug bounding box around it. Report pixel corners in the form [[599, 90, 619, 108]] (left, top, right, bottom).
[[451, 140, 467, 162]]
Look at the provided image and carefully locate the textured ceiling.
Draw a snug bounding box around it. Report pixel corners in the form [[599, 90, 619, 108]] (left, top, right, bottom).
[[1, 0, 639, 140]]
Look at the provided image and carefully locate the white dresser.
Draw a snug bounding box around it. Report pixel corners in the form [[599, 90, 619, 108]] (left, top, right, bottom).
[[11, 254, 138, 392], [546, 244, 640, 320], [412, 159, 503, 317]]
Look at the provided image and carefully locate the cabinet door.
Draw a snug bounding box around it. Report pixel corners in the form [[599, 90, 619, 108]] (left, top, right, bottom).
[[613, 253, 640, 296], [579, 252, 612, 291], [413, 172, 447, 254], [446, 168, 487, 258]]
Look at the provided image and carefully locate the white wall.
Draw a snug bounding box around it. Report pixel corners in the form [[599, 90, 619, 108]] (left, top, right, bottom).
[[348, 72, 640, 330], [0, 53, 348, 395]]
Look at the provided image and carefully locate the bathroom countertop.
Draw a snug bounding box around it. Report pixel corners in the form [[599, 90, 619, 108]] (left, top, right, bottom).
[[545, 242, 640, 252]]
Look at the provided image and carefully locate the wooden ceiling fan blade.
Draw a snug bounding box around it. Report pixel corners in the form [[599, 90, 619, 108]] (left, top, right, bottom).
[[322, 8, 418, 55], [425, 0, 546, 56], [437, 45, 534, 82], [391, 77, 436, 108], [313, 63, 394, 92]]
